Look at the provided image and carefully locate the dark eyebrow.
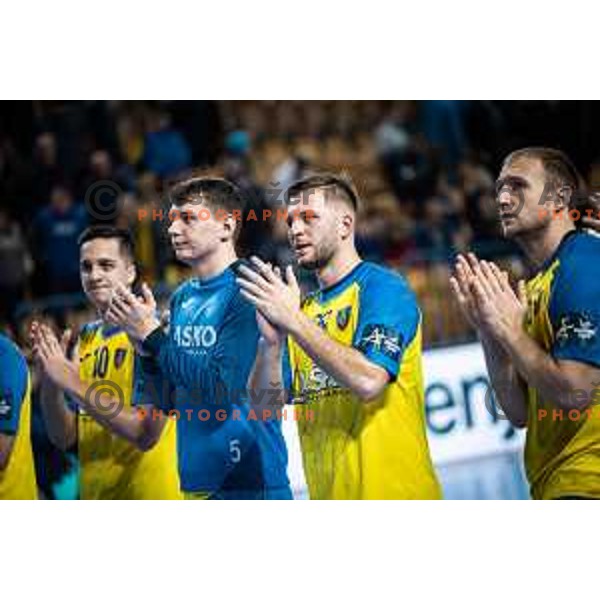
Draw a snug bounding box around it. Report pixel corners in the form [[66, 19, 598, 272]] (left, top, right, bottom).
[[495, 175, 529, 194]]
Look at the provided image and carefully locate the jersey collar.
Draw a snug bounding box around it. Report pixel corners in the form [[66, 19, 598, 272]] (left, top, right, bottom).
[[533, 229, 578, 276], [317, 261, 365, 302]]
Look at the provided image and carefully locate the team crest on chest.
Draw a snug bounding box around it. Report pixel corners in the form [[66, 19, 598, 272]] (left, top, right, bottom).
[[336, 306, 352, 330]]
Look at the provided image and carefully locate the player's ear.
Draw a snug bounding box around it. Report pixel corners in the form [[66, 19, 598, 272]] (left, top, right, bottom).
[[338, 211, 354, 240], [221, 213, 236, 242], [556, 185, 573, 210], [126, 261, 136, 287]]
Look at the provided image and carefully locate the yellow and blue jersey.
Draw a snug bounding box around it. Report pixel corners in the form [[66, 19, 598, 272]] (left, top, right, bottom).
[[0, 334, 37, 500], [75, 321, 182, 499], [285, 261, 442, 499], [524, 230, 600, 499]]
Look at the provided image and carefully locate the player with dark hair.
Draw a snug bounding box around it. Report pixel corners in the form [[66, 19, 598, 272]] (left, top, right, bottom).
[[106, 177, 291, 499], [237, 173, 441, 499], [0, 333, 37, 499], [31, 225, 182, 499], [450, 147, 600, 499]]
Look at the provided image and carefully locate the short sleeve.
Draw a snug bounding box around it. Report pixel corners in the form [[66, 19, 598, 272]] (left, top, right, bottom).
[[353, 270, 420, 380], [0, 338, 28, 435], [550, 253, 600, 368]]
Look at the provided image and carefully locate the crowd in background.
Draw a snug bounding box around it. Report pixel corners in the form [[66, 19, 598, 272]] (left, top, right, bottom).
[[2, 101, 600, 350]]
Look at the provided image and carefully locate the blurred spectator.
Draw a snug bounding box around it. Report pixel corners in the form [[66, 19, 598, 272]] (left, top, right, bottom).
[[225, 130, 251, 157], [375, 104, 439, 209], [356, 191, 396, 263], [224, 154, 273, 258], [31, 132, 65, 206], [374, 103, 411, 157], [115, 102, 146, 166], [36, 102, 91, 182], [85, 101, 122, 161], [77, 149, 134, 223], [420, 100, 467, 180], [132, 172, 172, 282], [304, 103, 327, 139], [86, 149, 113, 182], [169, 101, 222, 166], [0, 137, 33, 220], [0, 207, 30, 329], [30, 184, 88, 296], [270, 153, 312, 206], [357, 190, 417, 265], [457, 158, 513, 257], [142, 107, 192, 178], [414, 192, 471, 262], [113, 189, 166, 284]]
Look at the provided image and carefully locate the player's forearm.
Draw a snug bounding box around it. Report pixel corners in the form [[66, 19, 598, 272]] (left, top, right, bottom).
[[499, 329, 579, 410], [288, 312, 387, 402], [480, 334, 528, 427], [59, 370, 160, 451], [39, 378, 77, 451], [248, 338, 285, 408]]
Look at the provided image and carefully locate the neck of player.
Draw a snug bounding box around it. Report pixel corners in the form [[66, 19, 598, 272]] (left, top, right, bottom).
[[317, 245, 362, 289], [518, 220, 576, 269], [192, 244, 238, 280]]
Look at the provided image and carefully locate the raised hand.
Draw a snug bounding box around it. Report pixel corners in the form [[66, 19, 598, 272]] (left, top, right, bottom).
[[105, 282, 160, 343], [236, 257, 301, 334], [30, 321, 77, 389], [470, 256, 527, 343], [450, 252, 527, 345], [450, 253, 482, 329]]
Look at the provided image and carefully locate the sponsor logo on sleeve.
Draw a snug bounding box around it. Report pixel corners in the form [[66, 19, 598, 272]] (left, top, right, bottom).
[[357, 324, 403, 361], [556, 312, 598, 347], [0, 391, 13, 421]]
